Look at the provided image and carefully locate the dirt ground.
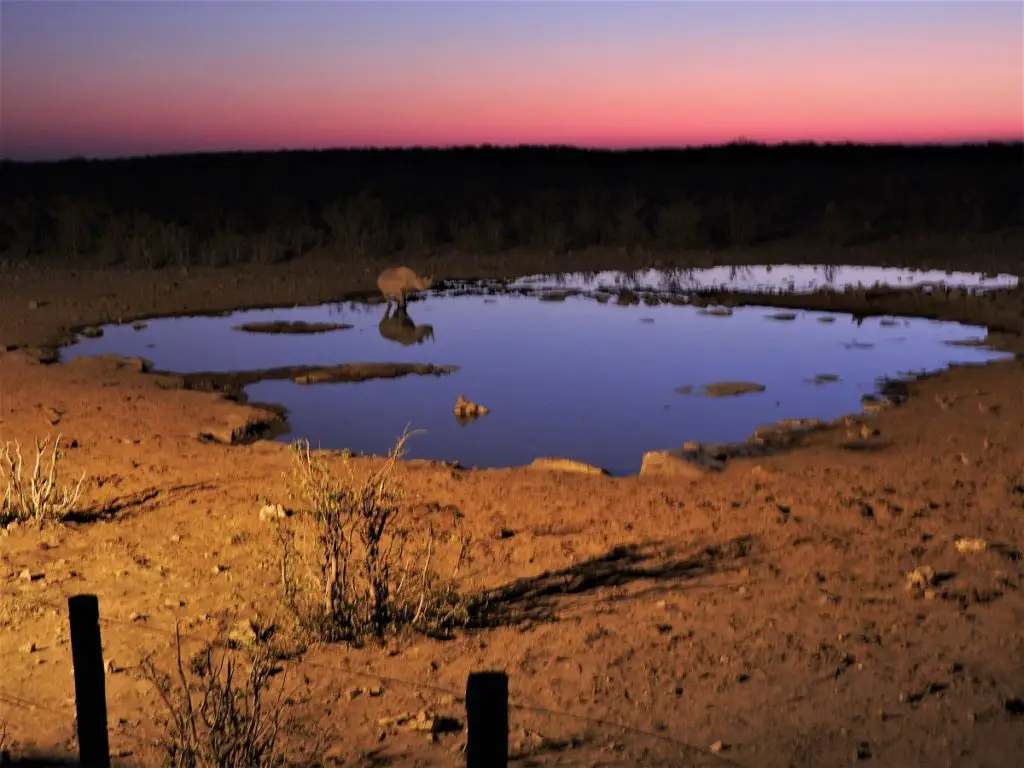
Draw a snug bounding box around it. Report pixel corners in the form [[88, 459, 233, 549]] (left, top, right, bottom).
[[1, 237, 1023, 767]]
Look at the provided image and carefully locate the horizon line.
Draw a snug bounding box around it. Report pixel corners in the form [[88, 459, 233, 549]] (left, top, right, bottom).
[[4, 137, 1023, 165]]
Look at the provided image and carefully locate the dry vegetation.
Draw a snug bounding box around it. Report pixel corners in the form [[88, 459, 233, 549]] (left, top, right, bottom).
[[139, 627, 294, 768], [0, 435, 85, 529], [2, 143, 1020, 270], [277, 433, 473, 644]]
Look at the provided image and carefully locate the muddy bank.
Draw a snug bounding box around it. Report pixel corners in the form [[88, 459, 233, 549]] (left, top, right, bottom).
[[173, 361, 460, 399], [688, 284, 1024, 347], [2, 232, 1022, 352], [2, 242, 1024, 765]]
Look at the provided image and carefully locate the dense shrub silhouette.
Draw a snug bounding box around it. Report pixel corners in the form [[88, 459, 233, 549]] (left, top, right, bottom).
[[1, 143, 1020, 267]]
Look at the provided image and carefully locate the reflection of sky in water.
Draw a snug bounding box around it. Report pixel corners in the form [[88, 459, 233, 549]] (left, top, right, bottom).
[[63, 287, 1011, 475], [510, 265, 1019, 295]]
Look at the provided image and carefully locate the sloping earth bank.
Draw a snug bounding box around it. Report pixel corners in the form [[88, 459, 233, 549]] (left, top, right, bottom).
[[1, 238, 1023, 767]]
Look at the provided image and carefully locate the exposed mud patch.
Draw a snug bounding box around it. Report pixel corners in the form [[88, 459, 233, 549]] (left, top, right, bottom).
[[231, 320, 353, 334], [700, 381, 767, 397], [176, 361, 459, 398]]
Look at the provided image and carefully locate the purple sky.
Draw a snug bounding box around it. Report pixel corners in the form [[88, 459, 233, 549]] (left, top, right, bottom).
[[2, 1, 1022, 160]]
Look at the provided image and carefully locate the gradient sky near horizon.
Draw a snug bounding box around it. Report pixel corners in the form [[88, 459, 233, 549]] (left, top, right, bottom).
[[1, 1, 1021, 160]]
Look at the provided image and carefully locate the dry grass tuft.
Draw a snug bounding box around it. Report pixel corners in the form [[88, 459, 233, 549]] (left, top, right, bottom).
[[0, 434, 85, 529], [139, 626, 293, 768], [276, 431, 473, 643]]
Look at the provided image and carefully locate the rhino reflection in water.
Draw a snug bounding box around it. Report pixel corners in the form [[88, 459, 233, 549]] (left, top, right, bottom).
[[377, 306, 435, 346]]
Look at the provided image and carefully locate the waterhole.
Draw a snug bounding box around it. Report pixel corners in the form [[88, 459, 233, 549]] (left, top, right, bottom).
[[61, 266, 1016, 474]]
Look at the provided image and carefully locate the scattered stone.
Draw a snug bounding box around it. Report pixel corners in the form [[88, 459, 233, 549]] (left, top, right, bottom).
[[954, 537, 987, 554], [28, 300, 45, 310], [765, 311, 798, 321], [131, 321, 148, 331], [674, 385, 694, 395], [710, 740, 727, 753], [20, 642, 36, 654], [19, 569, 42, 582], [378, 711, 463, 734], [699, 306, 733, 317], [453, 395, 489, 421], [197, 410, 286, 445], [527, 457, 608, 476], [640, 449, 724, 478], [817, 316, 837, 323], [906, 566, 936, 591], [228, 620, 259, 647], [861, 395, 891, 414], [259, 503, 289, 522], [79, 326, 104, 339], [124, 357, 152, 373]]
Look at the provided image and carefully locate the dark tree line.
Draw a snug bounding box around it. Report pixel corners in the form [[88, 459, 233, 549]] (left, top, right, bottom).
[[1, 142, 1021, 268]]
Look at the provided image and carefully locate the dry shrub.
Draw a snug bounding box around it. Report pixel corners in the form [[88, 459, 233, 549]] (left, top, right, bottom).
[[139, 626, 293, 768], [276, 432, 472, 643], [0, 435, 85, 529]]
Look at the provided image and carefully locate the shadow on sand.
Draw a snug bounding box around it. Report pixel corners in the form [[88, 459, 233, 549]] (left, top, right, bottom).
[[470, 534, 759, 628]]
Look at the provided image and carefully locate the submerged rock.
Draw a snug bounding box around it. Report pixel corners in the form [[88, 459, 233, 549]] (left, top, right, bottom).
[[810, 373, 840, 384], [453, 395, 489, 422]]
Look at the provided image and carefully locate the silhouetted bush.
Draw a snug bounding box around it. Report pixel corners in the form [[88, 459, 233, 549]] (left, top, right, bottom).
[[1, 143, 1021, 267]]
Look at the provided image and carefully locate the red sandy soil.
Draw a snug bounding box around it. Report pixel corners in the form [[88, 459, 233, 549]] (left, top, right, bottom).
[[1, 238, 1023, 767]]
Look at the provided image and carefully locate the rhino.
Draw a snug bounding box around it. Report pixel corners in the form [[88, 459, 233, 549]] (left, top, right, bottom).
[[378, 305, 435, 346], [377, 266, 433, 309]]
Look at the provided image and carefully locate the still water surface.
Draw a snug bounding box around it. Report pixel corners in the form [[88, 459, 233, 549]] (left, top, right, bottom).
[[62, 267, 1013, 474]]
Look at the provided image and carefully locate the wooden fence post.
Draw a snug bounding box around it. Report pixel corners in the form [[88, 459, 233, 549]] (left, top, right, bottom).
[[465, 671, 508, 768], [68, 594, 110, 768]]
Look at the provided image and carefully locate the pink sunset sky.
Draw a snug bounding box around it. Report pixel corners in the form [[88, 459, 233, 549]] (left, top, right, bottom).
[[1, 0, 1021, 160]]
